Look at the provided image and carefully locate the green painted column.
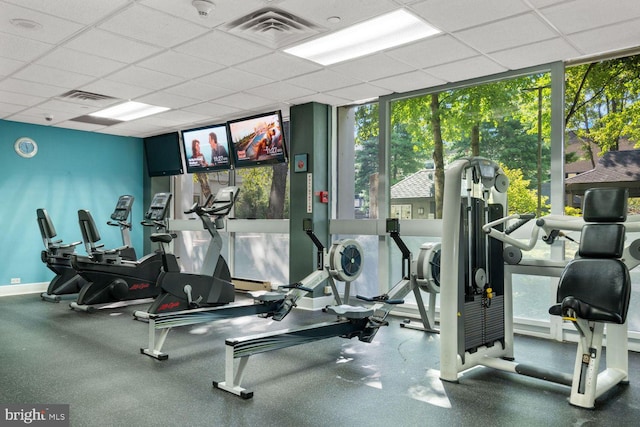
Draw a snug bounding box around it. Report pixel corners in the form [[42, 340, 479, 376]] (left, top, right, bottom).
[[289, 102, 331, 296]]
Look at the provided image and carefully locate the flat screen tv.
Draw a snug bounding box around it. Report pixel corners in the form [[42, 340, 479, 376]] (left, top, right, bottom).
[[181, 123, 232, 174], [143, 132, 184, 177], [228, 110, 287, 168]]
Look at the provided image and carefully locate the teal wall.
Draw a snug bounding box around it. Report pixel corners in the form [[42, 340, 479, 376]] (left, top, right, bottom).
[[0, 119, 144, 287]]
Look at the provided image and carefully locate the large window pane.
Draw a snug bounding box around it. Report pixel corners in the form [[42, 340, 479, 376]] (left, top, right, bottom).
[[563, 54, 640, 334]]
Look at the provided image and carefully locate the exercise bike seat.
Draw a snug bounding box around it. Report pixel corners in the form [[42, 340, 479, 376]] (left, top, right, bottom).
[[150, 233, 174, 244]]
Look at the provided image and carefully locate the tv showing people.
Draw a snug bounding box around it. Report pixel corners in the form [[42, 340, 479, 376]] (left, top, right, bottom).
[[228, 111, 287, 168], [180, 123, 232, 173]]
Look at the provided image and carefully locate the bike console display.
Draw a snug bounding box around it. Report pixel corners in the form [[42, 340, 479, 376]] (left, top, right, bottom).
[[144, 193, 172, 221], [110, 195, 134, 222]]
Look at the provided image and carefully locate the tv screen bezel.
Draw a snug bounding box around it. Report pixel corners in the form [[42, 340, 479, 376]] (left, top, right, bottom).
[[143, 131, 184, 177], [180, 122, 233, 174], [227, 110, 288, 169]]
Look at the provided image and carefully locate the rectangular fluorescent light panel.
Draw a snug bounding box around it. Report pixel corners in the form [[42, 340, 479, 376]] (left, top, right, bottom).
[[284, 9, 441, 66], [89, 101, 170, 122]]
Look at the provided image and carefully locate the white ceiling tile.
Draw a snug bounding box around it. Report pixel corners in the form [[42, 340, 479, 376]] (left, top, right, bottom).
[[54, 120, 107, 132], [175, 31, 272, 67], [5, 110, 56, 126], [527, 0, 570, 8], [246, 82, 315, 102], [490, 37, 582, 69], [137, 91, 202, 109], [0, 88, 46, 106], [137, 51, 225, 79], [0, 101, 26, 115], [425, 56, 507, 82], [36, 48, 126, 77], [80, 79, 152, 100], [164, 81, 234, 102], [196, 68, 274, 92], [13, 106, 77, 124], [329, 53, 415, 82], [385, 35, 478, 69], [568, 18, 640, 56], [143, 109, 213, 128], [139, 0, 266, 27], [12, 64, 95, 89], [213, 92, 276, 110], [0, 2, 84, 43], [326, 83, 392, 103], [106, 66, 183, 91], [35, 99, 96, 115], [0, 78, 65, 98], [63, 29, 162, 63], [371, 70, 446, 93], [410, 0, 530, 32], [0, 57, 24, 77], [289, 93, 351, 107], [98, 120, 161, 136], [235, 52, 322, 80], [287, 69, 362, 92], [541, 0, 640, 35], [98, 4, 209, 48], [181, 101, 242, 118], [454, 13, 557, 53], [0, 0, 637, 138], [0, 31, 52, 62], [279, 0, 397, 28], [3, 0, 130, 25]]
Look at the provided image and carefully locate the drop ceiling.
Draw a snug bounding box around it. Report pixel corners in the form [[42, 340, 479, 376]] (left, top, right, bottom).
[[1, 0, 639, 138]]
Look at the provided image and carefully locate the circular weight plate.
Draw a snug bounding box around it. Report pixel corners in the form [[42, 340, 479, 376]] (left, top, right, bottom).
[[503, 245, 523, 265], [328, 239, 363, 282], [629, 239, 640, 261], [474, 268, 486, 288], [494, 173, 509, 193], [416, 242, 441, 293]]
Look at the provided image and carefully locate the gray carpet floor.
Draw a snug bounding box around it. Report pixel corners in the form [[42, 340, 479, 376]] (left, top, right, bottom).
[[1, 293, 638, 426]]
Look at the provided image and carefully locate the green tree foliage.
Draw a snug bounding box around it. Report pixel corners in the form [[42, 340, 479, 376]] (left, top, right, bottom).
[[501, 164, 548, 215], [449, 118, 550, 191], [565, 55, 640, 159], [353, 104, 429, 207], [234, 167, 272, 218]]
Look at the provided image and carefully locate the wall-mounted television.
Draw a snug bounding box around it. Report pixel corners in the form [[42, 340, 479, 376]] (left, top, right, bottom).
[[143, 132, 184, 177], [180, 123, 232, 174], [228, 110, 287, 168]]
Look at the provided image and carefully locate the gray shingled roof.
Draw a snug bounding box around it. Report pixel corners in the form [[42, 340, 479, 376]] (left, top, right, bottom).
[[565, 150, 640, 185], [391, 169, 435, 199]]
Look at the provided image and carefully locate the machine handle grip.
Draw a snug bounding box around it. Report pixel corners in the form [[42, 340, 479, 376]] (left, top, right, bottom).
[[504, 213, 535, 235], [356, 294, 404, 305]]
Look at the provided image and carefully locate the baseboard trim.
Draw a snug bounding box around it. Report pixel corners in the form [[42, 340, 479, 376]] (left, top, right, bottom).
[[0, 282, 48, 297]]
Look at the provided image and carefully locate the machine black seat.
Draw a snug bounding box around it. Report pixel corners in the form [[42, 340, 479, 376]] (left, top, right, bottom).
[[549, 187, 631, 325], [150, 233, 174, 244], [549, 258, 630, 323]]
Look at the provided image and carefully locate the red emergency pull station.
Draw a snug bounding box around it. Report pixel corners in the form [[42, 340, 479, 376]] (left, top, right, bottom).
[[315, 191, 329, 203]]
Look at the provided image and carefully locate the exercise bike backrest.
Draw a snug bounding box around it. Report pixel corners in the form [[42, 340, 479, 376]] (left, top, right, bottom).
[[78, 209, 129, 259], [37, 208, 61, 248]]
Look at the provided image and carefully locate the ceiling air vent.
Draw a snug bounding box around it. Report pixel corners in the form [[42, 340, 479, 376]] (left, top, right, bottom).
[[226, 7, 321, 48], [59, 90, 117, 102]]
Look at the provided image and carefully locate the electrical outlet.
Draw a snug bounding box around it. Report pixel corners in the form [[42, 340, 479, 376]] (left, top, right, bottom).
[[10, 278, 20, 284]]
